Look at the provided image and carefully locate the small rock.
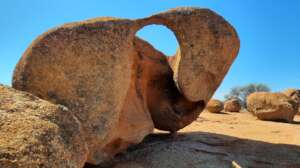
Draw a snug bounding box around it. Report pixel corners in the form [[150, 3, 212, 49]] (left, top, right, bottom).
[[224, 99, 241, 112], [206, 99, 224, 113]]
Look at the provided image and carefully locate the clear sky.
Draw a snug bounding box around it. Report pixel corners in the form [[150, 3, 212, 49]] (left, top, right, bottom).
[[1, 0, 299, 99]]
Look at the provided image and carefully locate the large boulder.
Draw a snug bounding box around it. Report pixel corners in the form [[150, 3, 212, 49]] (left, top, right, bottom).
[[247, 92, 298, 122], [12, 17, 154, 164], [224, 99, 241, 112], [0, 84, 88, 168], [206, 99, 223, 113], [283, 88, 300, 114], [12, 7, 239, 164]]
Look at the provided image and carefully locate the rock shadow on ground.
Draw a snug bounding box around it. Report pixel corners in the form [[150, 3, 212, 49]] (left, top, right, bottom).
[[84, 132, 300, 168]]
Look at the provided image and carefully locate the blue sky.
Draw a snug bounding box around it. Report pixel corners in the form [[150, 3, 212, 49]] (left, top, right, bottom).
[[1, 0, 299, 99]]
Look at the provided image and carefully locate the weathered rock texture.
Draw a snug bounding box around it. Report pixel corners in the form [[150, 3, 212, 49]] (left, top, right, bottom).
[[0, 84, 88, 168], [206, 99, 224, 113], [247, 92, 298, 122], [283, 88, 300, 114], [12, 7, 239, 164], [224, 99, 241, 112]]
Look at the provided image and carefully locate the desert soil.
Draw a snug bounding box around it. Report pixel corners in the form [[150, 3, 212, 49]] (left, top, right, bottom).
[[180, 111, 300, 145], [86, 111, 300, 168]]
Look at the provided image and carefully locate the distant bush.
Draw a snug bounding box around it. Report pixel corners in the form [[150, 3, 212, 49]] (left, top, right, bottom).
[[224, 83, 271, 107]]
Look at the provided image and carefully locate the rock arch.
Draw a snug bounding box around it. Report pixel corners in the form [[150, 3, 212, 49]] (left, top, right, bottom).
[[12, 7, 240, 165]]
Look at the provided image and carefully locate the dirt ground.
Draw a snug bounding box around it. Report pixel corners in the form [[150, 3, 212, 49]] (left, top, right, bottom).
[[177, 110, 300, 145], [87, 111, 300, 168]]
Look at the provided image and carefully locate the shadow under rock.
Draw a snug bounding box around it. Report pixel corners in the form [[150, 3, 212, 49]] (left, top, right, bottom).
[[215, 111, 230, 115], [85, 132, 300, 168], [292, 120, 300, 124]]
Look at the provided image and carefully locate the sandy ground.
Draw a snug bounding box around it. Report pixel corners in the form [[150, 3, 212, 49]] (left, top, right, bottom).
[[177, 110, 300, 145], [87, 111, 300, 168]]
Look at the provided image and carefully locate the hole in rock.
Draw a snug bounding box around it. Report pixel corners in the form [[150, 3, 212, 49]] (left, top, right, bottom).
[[136, 25, 179, 57]]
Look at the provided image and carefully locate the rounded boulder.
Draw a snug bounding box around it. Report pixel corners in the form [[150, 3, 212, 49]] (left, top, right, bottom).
[[206, 99, 223, 113], [224, 99, 241, 112]]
